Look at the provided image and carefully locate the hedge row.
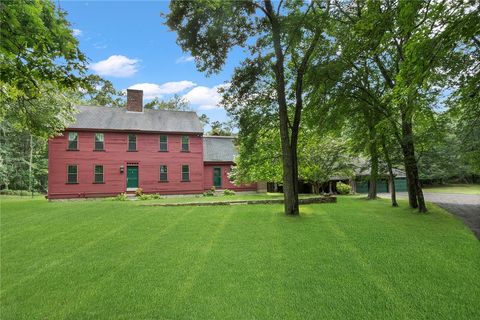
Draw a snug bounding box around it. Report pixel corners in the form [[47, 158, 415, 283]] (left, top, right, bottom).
[[0, 189, 44, 196]]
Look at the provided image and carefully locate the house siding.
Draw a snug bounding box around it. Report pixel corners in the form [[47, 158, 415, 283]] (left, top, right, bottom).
[[48, 130, 204, 199], [203, 163, 257, 192]]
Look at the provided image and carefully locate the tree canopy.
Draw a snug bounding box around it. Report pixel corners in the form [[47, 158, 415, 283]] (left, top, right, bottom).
[[0, 0, 88, 137]]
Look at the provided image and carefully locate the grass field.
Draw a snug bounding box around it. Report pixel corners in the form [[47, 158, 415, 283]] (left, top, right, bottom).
[[1, 196, 479, 319], [423, 184, 480, 195]]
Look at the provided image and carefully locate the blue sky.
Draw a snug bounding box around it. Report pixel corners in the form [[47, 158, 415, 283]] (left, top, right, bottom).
[[61, 0, 243, 123]]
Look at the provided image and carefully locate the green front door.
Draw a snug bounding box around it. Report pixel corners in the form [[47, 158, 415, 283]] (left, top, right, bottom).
[[127, 166, 138, 189], [213, 167, 222, 188]]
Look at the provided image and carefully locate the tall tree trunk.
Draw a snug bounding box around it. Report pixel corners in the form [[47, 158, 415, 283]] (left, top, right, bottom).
[[403, 150, 418, 208], [350, 178, 356, 194], [290, 132, 300, 210], [266, 0, 299, 215], [29, 134, 33, 197], [265, 0, 320, 215], [368, 125, 378, 200], [411, 156, 427, 213], [313, 182, 320, 194], [381, 137, 398, 207], [401, 113, 427, 212]]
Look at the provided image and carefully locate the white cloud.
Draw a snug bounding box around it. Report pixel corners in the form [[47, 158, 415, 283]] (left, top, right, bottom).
[[90, 55, 139, 77], [72, 29, 82, 36], [128, 81, 197, 99], [176, 55, 195, 64], [183, 84, 229, 110]]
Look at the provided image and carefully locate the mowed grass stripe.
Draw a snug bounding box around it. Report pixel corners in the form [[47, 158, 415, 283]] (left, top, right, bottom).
[[271, 205, 393, 319], [173, 207, 232, 302], [171, 205, 292, 319], [319, 198, 480, 318], [58, 207, 195, 320], [317, 207, 416, 319], [1, 200, 124, 243], [1, 199, 101, 228], [61, 206, 236, 320], [0, 200, 95, 240], [1, 204, 111, 248], [0, 203, 171, 296], [1, 201, 179, 281], [1, 205, 193, 319]]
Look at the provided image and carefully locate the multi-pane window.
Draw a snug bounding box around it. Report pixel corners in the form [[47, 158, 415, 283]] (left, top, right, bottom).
[[95, 133, 104, 150], [160, 165, 168, 182], [181, 135, 189, 152], [68, 132, 78, 150], [128, 134, 136, 151], [67, 165, 78, 183], [159, 135, 168, 151], [94, 165, 104, 183], [181, 165, 190, 181]]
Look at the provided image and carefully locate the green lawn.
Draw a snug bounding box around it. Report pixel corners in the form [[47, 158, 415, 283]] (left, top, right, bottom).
[[422, 184, 480, 195], [1, 196, 479, 319]]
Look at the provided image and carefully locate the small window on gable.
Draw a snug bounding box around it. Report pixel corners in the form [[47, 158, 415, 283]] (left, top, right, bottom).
[[128, 134, 136, 151], [181, 165, 190, 182], [160, 135, 168, 151], [67, 165, 78, 183], [95, 133, 104, 150], [68, 132, 78, 150], [160, 165, 168, 182], [181, 135, 189, 152], [94, 165, 104, 183]]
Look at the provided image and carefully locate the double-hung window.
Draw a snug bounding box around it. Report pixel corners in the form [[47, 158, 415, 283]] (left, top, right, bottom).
[[159, 165, 168, 182], [68, 132, 78, 150], [181, 136, 189, 152], [159, 135, 168, 152], [181, 165, 190, 182], [128, 134, 136, 151], [94, 165, 104, 183], [95, 133, 104, 151], [67, 165, 78, 183]]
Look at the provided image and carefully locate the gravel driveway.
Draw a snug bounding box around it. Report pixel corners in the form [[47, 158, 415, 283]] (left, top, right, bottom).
[[379, 192, 480, 240]]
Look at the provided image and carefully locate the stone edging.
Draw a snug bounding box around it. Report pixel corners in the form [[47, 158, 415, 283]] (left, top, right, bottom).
[[140, 196, 336, 207]]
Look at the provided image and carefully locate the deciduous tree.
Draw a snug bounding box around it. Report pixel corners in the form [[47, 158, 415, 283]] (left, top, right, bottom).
[[0, 0, 88, 136], [144, 94, 190, 111], [166, 0, 330, 215]]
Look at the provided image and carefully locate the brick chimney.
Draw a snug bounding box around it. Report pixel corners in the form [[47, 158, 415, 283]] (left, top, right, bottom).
[[126, 89, 143, 112]]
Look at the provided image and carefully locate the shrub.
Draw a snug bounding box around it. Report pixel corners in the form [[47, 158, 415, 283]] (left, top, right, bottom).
[[223, 189, 235, 196], [0, 189, 42, 196], [336, 182, 352, 195], [138, 194, 152, 200], [203, 190, 214, 197], [135, 188, 143, 197], [151, 193, 162, 199], [115, 193, 128, 201]]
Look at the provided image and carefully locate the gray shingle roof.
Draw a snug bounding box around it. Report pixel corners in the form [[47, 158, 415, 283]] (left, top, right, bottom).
[[68, 105, 203, 133], [203, 136, 237, 162]]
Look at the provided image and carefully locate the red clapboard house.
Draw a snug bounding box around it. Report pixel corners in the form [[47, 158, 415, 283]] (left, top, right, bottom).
[[47, 89, 257, 199]]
